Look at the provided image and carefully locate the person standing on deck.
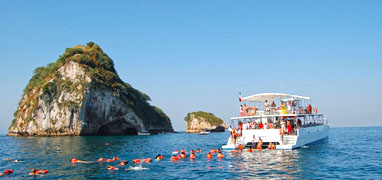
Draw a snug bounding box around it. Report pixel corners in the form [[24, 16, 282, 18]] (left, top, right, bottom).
[[287, 101, 292, 114], [252, 135, 257, 149], [265, 100, 270, 115], [281, 102, 287, 114], [271, 101, 277, 113], [287, 120, 292, 135]]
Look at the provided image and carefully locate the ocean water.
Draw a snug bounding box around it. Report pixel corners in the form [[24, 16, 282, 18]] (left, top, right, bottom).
[[0, 127, 381, 179]]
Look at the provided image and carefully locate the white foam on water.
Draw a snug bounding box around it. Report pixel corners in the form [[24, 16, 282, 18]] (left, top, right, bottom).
[[126, 164, 148, 171]]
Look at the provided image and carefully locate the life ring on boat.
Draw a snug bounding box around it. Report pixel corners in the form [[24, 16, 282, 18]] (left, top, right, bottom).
[[245, 106, 256, 116]]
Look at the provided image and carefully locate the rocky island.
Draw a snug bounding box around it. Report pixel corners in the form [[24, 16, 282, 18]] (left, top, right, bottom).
[[8, 42, 174, 136], [185, 111, 228, 133]]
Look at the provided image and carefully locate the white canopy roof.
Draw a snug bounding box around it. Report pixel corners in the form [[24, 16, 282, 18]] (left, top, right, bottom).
[[242, 93, 310, 102]]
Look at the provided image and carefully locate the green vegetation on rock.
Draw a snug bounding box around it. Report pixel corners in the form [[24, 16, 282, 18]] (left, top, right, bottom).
[[11, 42, 172, 131], [184, 111, 224, 126]]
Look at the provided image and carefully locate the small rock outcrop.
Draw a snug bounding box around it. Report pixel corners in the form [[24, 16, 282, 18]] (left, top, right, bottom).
[[185, 111, 228, 133], [8, 42, 174, 136]]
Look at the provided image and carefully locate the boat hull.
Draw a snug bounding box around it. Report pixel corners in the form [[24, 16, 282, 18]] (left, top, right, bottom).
[[222, 125, 329, 150]]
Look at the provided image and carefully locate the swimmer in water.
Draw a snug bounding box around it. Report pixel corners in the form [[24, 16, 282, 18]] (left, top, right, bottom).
[[181, 148, 186, 154], [3, 169, 13, 174], [29, 168, 48, 175], [155, 154, 164, 160], [29, 169, 38, 176], [206, 152, 213, 159], [143, 158, 152, 163], [180, 152, 186, 159], [107, 165, 118, 170], [217, 148, 222, 153], [210, 148, 216, 153], [196, 148, 201, 153], [105, 143, 110, 146], [189, 150, 196, 159], [112, 155, 119, 161], [238, 144, 244, 152], [97, 157, 105, 162], [6, 158, 19, 162], [171, 155, 178, 161], [217, 152, 224, 158], [132, 159, 141, 164], [70, 158, 92, 163], [118, 161, 128, 166]]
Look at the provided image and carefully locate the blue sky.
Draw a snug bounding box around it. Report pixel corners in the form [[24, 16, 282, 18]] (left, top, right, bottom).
[[0, 0, 381, 134]]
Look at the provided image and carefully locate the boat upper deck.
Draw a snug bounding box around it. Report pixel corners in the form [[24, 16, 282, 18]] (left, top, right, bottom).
[[231, 113, 324, 120]]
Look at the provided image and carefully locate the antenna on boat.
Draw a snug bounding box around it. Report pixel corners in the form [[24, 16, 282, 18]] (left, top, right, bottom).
[[280, 82, 284, 93]]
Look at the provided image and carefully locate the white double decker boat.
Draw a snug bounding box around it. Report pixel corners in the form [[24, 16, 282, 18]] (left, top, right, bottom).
[[222, 93, 329, 150]]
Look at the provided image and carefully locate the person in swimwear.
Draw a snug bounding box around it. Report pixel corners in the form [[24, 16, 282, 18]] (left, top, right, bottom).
[[143, 158, 152, 163], [118, 161, 128, 166], [29, 169, 38, 176], [97, 157, 105, 162], [155, 154, 164, 160], [107, 165, 118, 170], [206, 152, 213, 159], [29, 168, 48, 175], [217, 152, 224, 158], [112, 155, 119, 161], [196, 148, 201, 153], [70, 158, 92, 163], [238, 144, 244, 152], [171, 155, 178, 161], [177, 153, 183, 159], [287, 120, 292, 135], [268, 142, 272, 150], [181, 148, 186, 154], [257, 137, 263, 150], [189, 151, 196, 159], [180, 152, 186, 159], [6, 158, 19, 162], [132, 159, 141, 164], [3, 169, 13, 175]]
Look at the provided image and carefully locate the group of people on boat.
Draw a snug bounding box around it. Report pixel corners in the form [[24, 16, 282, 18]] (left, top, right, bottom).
[[230, 136, 277, 152], [243, 98, 317, 116]]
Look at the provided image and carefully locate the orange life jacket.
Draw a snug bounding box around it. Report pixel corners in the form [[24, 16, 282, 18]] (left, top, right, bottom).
[[143, 158, 152, 163], [132, 159, 141, 164], [171, 156, 178, 161], [238, 144, 243, 150], [107, 166, 118, 170]]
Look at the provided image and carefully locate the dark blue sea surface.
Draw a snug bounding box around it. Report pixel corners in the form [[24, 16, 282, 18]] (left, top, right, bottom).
[[0, 127, 381, 179]]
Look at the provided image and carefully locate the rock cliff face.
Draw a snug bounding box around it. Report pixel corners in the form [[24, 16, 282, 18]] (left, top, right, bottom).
[[185, 111, 228, 133], [8, 42, 174, 136]]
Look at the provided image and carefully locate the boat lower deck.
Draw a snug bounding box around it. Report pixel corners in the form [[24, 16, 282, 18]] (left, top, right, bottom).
[[222, 125, 329, 150]]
